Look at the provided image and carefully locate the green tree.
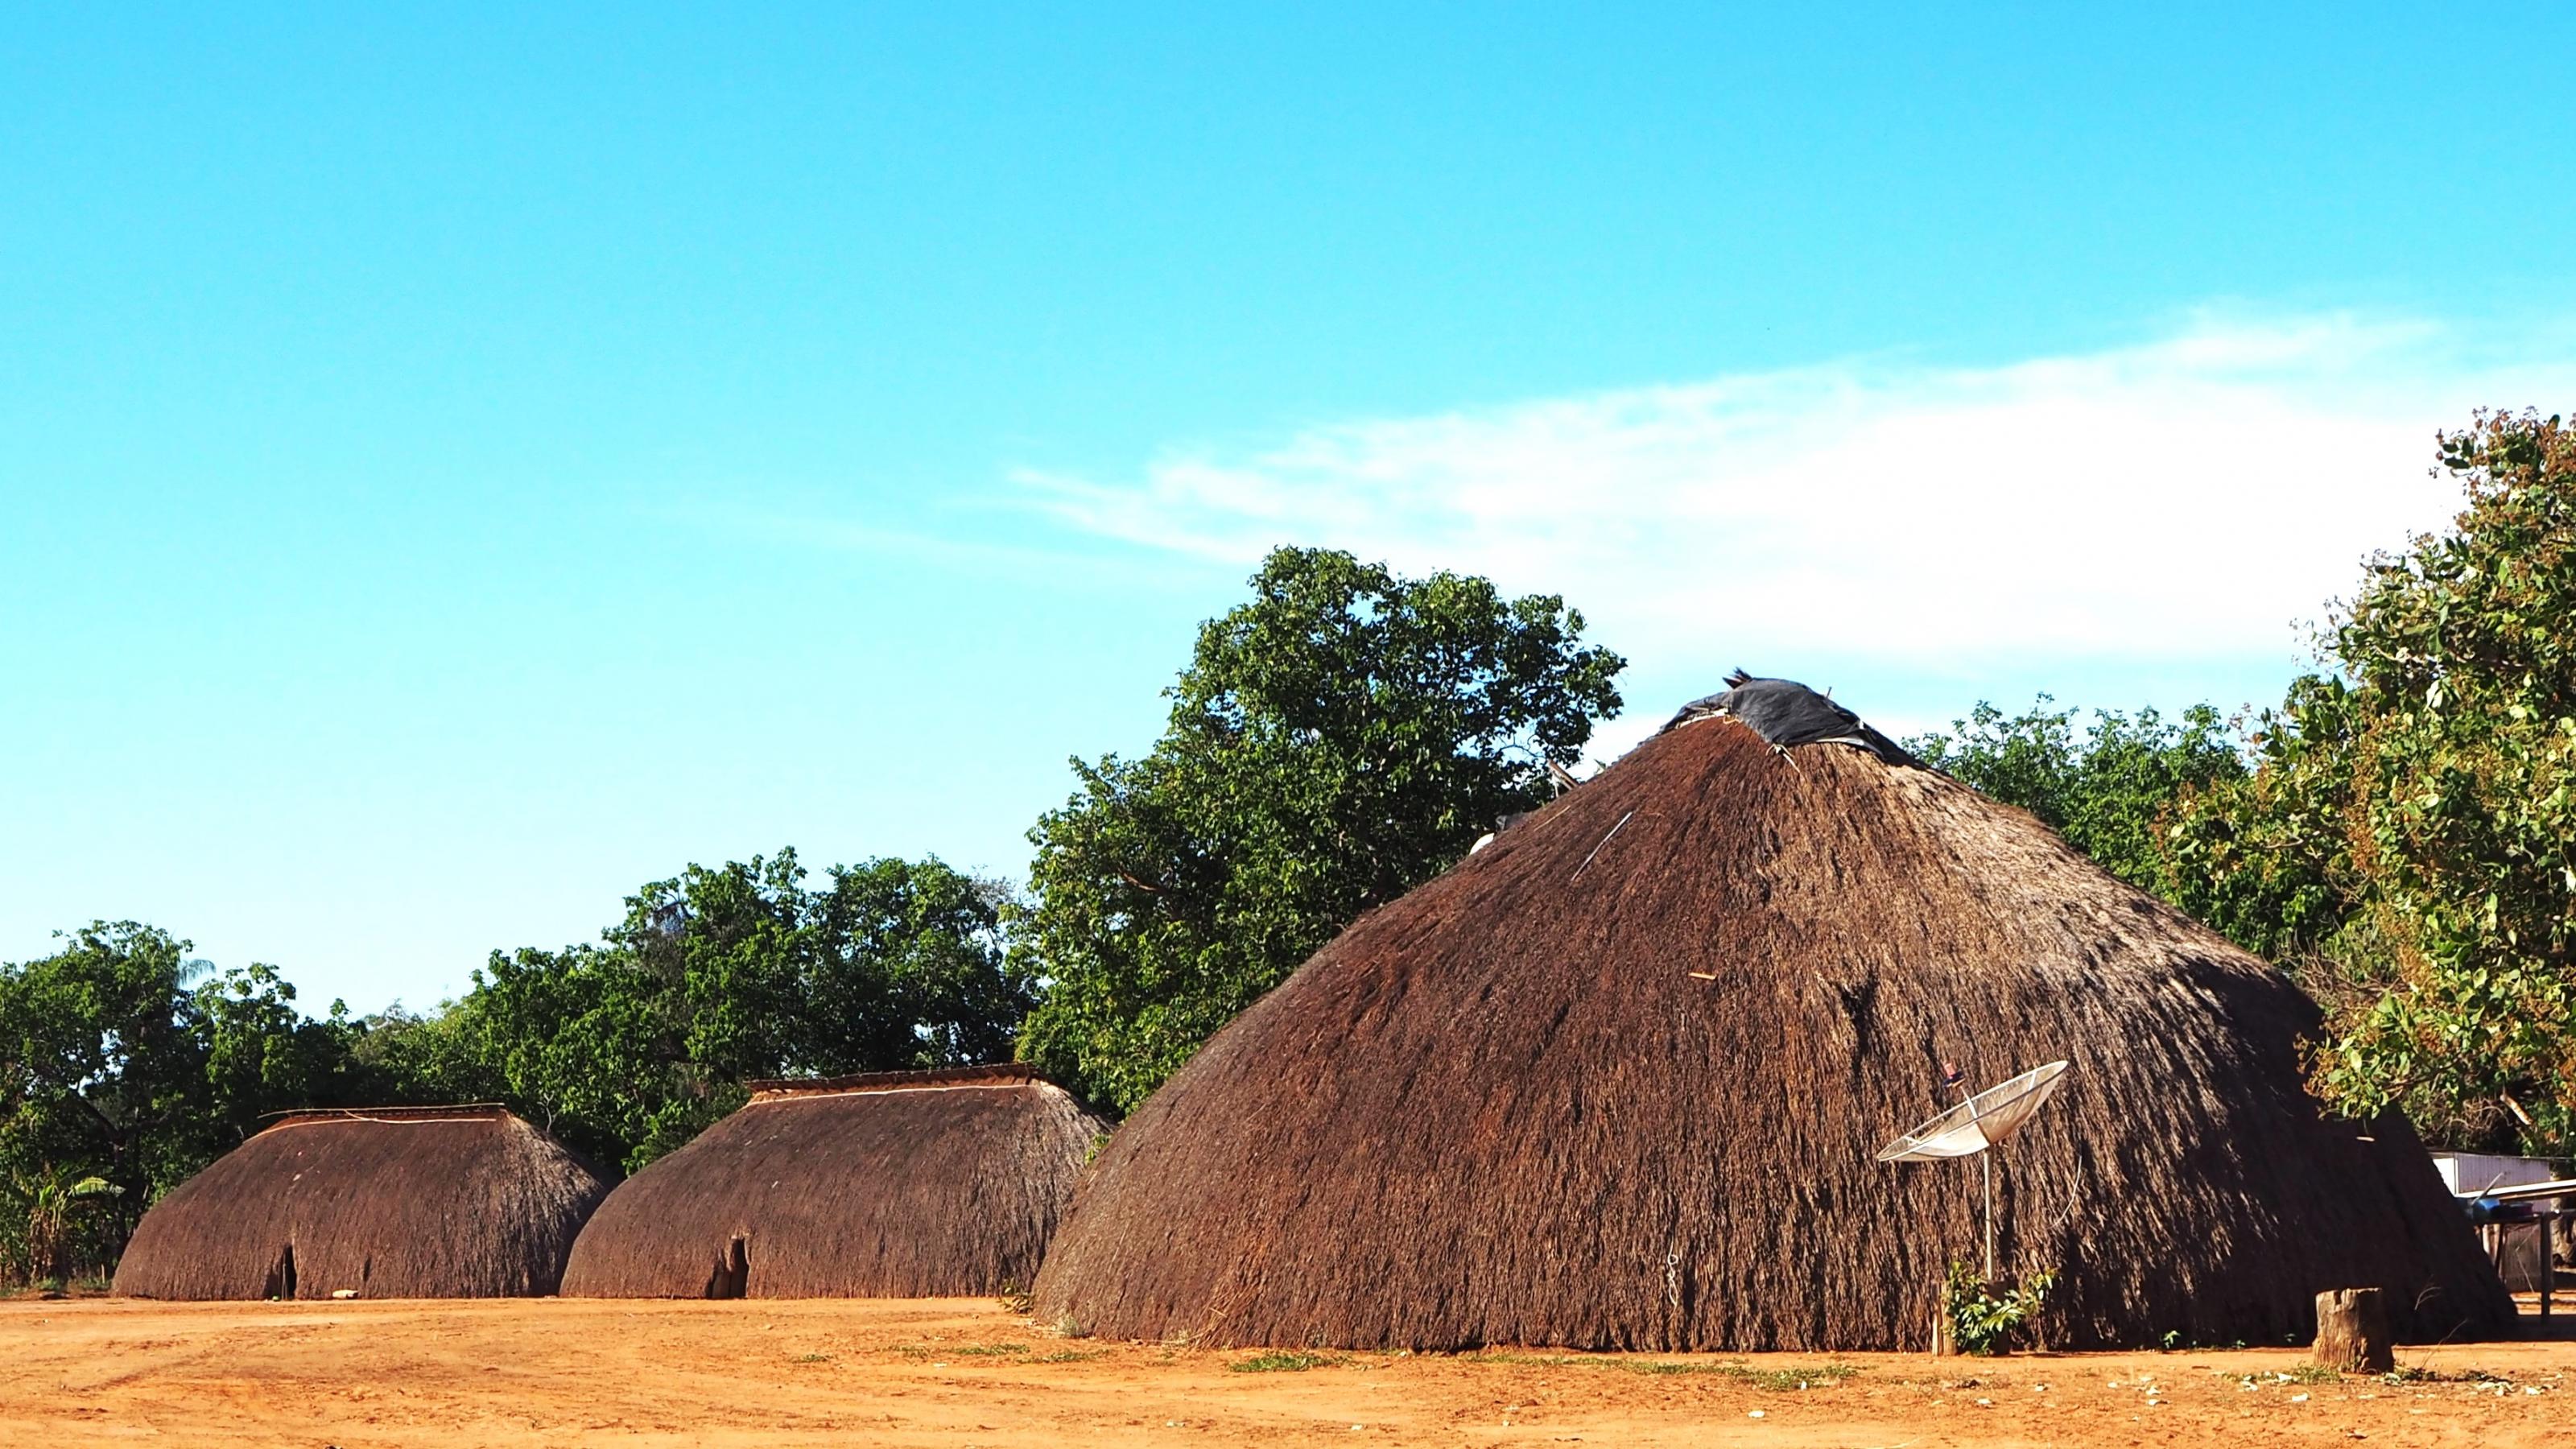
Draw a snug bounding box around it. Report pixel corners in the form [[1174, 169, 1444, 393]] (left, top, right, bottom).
[[341, 1001, 506, 1108], [2157, 674, 2366, 966], [1014, 546, 1625, 1113], [2172, 411, 2576, 1153], [801, 857, 1028, 1072], [1908, 698, 2246, 898], [460, 851, 1031, 1170], [0, 923, 362, 1281]]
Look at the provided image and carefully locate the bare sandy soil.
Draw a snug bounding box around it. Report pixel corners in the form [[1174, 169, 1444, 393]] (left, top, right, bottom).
[[2, 1295, 2568, 1447]]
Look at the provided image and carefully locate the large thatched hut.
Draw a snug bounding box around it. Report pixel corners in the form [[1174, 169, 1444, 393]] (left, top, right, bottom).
[[114, 1105, 609, 1299], [561, 1063, 1104, 1298], [1031, 679, 2513, 1352]]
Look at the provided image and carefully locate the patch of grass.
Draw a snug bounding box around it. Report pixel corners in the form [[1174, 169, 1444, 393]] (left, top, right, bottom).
[[898, 1341, 1029, 1360], [1229, 1351, 1345, 1373], [2229, 1363, 2340, 1390], [2384, 1364, 2516, 1387], [1036, 1348, 1111, 1364], [789, 1352, 832, 1364], [1624, 1360, 1860, 1389], [1716, 1363, 1864, 1391], [995, 1281, 1034, 1315], [1462, 1352, 1857, 1390]]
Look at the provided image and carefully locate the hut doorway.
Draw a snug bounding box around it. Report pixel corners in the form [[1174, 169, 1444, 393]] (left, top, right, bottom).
[[708, 1236, 749, 1298], [266, 1244, 296, 1301]]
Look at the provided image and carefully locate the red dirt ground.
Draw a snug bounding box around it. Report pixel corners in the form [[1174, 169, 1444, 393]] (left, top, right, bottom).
[[2, 1296, 2568, 1447]]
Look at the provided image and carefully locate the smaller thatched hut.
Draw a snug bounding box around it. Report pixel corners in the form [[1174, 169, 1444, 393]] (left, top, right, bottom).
[[114, 1105, 609, 1300], [560, 1063, 1104, 1298]]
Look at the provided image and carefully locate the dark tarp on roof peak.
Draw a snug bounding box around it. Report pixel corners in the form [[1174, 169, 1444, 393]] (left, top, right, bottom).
[[1661, 671, 1915, 765]]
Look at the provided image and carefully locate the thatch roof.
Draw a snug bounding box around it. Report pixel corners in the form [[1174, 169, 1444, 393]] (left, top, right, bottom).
[[559, 1064, 1105, 1298], [1031, 692, 2516, 1351], [114, 1106, 609, 1300]]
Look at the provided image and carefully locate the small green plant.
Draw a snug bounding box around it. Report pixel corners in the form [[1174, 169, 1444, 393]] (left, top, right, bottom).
[[951, 1342, 1031, 1357], [1229, 1351, 1344, 1373], [1083, 1131, 1113, 1165], [790, 1352, 832, 1364], [2161, 1329, 2182, 1352], [6, 1167, 122, 1288], [995, 1280, 1034, 1315], [1942, 1261, 2055, 1356], [1036, 1348, 1110, 1363]]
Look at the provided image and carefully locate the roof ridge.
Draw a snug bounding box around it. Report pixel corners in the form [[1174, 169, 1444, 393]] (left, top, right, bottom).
[[743, 1062, 1047, 1099]]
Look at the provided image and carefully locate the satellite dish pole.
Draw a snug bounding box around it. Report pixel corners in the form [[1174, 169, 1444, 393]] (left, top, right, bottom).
[[1877, 1060, 2071, 1284], [1964, 1067, 2001, 1279], [1963, 1069, 1993, 1279]]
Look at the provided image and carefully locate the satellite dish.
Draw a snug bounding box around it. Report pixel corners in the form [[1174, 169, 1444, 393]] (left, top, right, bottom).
[[1876, 1060, 2072, 1284], [1876, 1060, 2070, 1163]]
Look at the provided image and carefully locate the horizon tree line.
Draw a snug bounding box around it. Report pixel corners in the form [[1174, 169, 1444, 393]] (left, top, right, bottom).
[[6, 408, 2573, 1284]]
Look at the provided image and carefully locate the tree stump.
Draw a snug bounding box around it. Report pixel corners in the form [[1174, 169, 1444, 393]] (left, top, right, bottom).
[[2312, 1287, 2393, 1373]]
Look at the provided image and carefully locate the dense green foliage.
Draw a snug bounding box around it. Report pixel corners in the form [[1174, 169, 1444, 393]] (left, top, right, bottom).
[[1013, 546, 1625, 1112], [1907, 699, 2246, 898], [0, 853, 1026, 1282], [0, 923, 371, 1283], [2169, 411, 2576, 1152], [451, 851, 1031, 1170]]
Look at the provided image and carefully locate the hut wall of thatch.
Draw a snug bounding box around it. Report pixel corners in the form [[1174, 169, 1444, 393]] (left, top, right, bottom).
[[559, 1064, 1104, 1298], [1031, 711, 2515, 1352], [113, 1106, 609, 1300]]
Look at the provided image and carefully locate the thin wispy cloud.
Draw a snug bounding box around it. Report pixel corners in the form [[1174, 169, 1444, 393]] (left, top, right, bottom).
[[653, 497, 1231, 594], [1020, 312, 2576, 695]]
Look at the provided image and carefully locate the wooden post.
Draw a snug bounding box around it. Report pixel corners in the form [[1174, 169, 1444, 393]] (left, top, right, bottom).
[[1930, 1297, 1955, 1356], [2312, 1288, 2393, 1373], [2542, 1215, 2554, 1322]]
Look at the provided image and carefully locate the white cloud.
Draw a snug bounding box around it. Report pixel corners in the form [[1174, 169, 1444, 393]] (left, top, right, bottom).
[[1020, 312, 2576, 718]]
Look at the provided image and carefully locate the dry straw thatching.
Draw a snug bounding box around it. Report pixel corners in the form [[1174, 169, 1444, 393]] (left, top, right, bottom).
[[114, 1105, 609, 1300], [1032, 696, 2515, 1351], [560, 1063, 1104, 1298]]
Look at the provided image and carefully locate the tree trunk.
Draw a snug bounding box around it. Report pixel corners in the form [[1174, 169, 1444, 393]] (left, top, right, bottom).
[[2312, 1287, 2393, 1373]]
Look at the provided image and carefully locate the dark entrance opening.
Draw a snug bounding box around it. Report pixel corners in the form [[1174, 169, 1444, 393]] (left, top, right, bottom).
[[707, 1236, 749, 1298], [266, 1243, 297, 1300]]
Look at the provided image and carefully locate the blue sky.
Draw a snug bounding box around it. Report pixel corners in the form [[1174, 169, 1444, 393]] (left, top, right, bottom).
[[6, 5, 2574, 1011]]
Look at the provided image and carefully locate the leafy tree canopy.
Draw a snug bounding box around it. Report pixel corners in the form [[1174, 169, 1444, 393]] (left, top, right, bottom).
[[1907, 698, 2245, 898], [0, 922, 364, 1281], [1014, 545, 1625, 1113], [453, 850, 1031, 1170], [2171, 410, 2576, 1152]]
